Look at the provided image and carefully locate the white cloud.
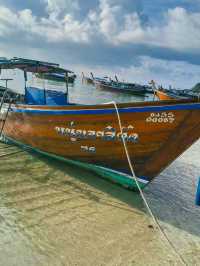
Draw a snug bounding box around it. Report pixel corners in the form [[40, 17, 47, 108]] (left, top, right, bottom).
[[161, 7, 200, 51], [43, 0, 79, 19], [99, 0, 121, 38], [0, 5, 92, 43], [94, 1, 200, 52], [0, 1, 200, 53], [0, 0, 200, 79]]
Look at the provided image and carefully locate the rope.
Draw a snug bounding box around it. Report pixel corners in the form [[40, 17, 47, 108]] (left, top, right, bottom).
[[104, 101, 187, 266], [0, 100, 12, 138]]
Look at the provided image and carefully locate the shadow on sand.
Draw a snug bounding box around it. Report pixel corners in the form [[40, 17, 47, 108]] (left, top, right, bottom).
[[21, 149, 200, 238]]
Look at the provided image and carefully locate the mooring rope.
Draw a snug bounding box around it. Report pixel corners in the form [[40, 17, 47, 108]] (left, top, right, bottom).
[[104, 101, 187, 266]]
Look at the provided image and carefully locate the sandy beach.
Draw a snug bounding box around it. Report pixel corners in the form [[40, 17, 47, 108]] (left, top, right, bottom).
[[0, 140, 200, 266]]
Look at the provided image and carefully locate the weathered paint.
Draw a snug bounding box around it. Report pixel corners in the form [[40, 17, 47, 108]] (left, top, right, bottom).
[[1, 99, 200, 186]]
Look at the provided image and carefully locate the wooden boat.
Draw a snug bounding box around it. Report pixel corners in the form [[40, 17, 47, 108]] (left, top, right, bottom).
[[95, 77, 149, 95], [150, 81, 199, 101], [155, 89, 180, 101], [156, 88, 200, 101], [81, 72, 94, 85], [1, 58, 200, 190], [36, 72, 76, 84], [191, 83, 200, 94]]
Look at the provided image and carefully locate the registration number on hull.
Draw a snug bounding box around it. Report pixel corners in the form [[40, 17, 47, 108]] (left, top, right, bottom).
[[146, 112, 175, 123]]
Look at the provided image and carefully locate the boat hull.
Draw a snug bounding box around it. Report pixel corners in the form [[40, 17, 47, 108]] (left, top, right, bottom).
[[95, 82, 147, 95], [82, 77, 94, 85], [156, 90, 176, 101], [1, 100, 200, 188]]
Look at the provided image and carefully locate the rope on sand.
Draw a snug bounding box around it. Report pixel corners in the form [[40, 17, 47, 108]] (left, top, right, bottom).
[[104, 101, 187, 266]]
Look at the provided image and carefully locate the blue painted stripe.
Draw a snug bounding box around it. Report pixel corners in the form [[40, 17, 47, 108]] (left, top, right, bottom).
[[10, 103, 200, 115]]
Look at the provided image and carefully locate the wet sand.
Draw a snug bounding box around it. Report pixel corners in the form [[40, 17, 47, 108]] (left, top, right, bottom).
[[0, 141, 200, 266]]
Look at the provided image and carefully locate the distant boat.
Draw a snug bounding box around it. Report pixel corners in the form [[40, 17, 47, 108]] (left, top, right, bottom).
[[81, 72, 95, 85], [191, 83, 200, 93], [155, 88, 200, 101], [150, 80, 200, 101], [155, 89, 182, 101], [95, 76, 150, 95], [0, 81, 23, 103], [36, 72, 76, 84], [0, 57, 200, 190]]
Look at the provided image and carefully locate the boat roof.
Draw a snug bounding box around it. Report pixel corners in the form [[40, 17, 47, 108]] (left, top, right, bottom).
[[0, 57, 73, 74]]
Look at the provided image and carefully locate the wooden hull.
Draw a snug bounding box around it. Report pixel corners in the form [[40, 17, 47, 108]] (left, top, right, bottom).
[[82, 77, 94, 85], [36, 73, 76, 83], [1, 100, 200, 189], [95, 82, 147, 95], [155, 90, 191, 101], [156, 90, 176, 101]]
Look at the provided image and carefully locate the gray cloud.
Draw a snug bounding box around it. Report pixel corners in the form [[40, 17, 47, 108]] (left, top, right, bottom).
[[0, 0, 200, 88]]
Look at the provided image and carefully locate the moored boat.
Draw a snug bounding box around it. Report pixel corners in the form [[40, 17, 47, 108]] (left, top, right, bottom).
[[155, 89, 181, 101], [1, 58, 200, 190], [156, 88, 200, 101], [36, 72, 76, 84], [151, 81, 200, 101], [81, 72, 95, 85], [95, 78, 149, 95]]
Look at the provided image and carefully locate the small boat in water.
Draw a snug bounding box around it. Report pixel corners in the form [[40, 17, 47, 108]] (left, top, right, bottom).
[[0, 57, 200, 190], [36, 72, 76, 84], [149, 81, 200, 101], [155, 89, 184, 101], [156, 89, 200, 101], [81, 72, 95, 85], [95, 76, 151, 95]]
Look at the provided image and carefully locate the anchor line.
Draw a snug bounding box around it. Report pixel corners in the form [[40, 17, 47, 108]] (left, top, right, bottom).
[[103, 101, 187, 266]]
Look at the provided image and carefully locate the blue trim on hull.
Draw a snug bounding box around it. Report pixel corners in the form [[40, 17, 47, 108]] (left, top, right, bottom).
[[10, 102, 200, 115]]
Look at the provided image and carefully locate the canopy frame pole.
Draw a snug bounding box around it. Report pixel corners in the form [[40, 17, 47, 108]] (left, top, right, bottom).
[[24, 71, 28, 102], [65, 72, 69, 104], [43, 72, 46, 105]]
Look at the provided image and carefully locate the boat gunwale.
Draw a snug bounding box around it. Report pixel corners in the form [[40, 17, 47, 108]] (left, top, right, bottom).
[[9, 100, 200, 115]]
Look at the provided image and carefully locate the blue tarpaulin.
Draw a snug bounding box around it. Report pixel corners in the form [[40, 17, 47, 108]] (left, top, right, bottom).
[[25, 87, 45, 105], [46, 89, 67, 105], [25, 87, 67, 105]]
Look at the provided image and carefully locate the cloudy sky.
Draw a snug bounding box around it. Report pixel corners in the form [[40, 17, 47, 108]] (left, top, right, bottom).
[[0, 0, 200, 89]]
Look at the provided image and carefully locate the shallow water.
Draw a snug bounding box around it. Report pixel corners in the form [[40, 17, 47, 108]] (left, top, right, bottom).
[[0, 79, 200, 265]]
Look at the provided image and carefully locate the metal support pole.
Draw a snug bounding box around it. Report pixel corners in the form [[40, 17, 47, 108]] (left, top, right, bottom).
[[65, 72, 69, 103], [24, 71, 27, 101], [43, 73, 46, 105]]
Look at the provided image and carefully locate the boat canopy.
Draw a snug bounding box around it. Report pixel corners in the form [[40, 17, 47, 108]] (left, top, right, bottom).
[[0, 57, 74, 105], [0, 57, 73, 74]]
